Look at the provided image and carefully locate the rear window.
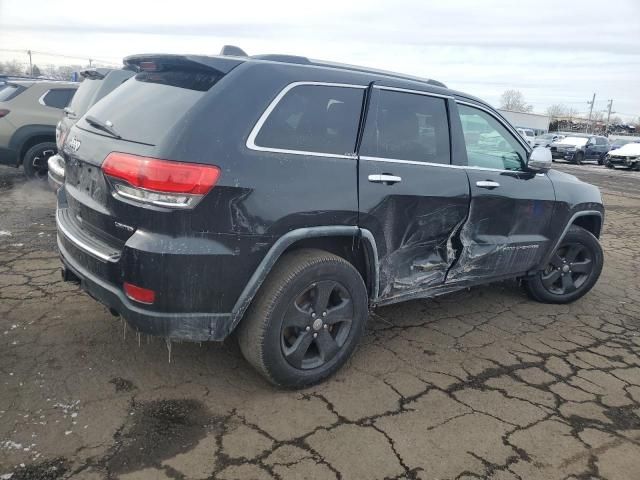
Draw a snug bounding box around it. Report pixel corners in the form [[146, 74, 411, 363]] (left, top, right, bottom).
[[69, 79, 105, 116], [42, 88, 76, 109], [360, 89, 451, 164], [0, 84, 25, 102], [253, 84, 365, 156], [79, 68, 223, 145]]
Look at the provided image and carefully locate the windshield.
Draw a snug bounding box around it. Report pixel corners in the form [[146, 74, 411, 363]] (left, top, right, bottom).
[[612, 143, 640, 154], [560, 137, 589, 146]]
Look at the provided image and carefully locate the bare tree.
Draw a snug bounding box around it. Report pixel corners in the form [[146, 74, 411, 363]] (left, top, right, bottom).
[[499, 89, 533, 113], [0, 60, 27, 76], [546, 104, 567, 121]]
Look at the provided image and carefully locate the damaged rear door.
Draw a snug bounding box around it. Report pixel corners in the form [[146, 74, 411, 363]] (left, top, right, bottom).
[[358, 85, 469, 300], [446, 101, 555, 282]]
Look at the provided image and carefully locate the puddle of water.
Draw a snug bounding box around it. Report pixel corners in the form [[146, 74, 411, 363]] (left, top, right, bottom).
[[106, 399, 212, 475]]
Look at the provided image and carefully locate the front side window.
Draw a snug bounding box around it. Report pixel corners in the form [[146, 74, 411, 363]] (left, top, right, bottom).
[[596, 137, 607, 146], [360, 89, 450, 164], [253, 84, 364, 156], [458, 104, 526, 171], [42, 88, 76, 109]]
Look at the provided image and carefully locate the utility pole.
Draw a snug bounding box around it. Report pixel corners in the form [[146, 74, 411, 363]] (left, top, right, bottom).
[[89, 58, 93, 67], [586, 93, 596, 133], [27, 50, 33, 77], [605, 99, 614, 134]]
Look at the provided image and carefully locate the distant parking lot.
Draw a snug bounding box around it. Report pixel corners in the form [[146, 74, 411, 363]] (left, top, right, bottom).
[[1, 162, 640, 480]]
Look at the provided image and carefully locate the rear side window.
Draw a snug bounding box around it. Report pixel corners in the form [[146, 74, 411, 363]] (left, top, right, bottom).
[[253, 84, 365, 156], [0, 84, 25, 102], [360, 89, 451, 164], [596, 137, 607, 145], [42, 88, 76, 109]]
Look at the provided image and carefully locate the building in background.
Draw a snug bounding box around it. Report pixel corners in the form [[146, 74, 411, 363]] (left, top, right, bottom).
[[498, 109, 550, 136]]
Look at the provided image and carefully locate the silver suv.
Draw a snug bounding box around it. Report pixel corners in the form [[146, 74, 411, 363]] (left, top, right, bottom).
[[0, 79, 77, 178]]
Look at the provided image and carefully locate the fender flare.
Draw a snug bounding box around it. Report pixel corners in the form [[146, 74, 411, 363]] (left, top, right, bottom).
[[536, 210, 603, 270], [8, 124, 57, 165], [227, 226, 379, 334]]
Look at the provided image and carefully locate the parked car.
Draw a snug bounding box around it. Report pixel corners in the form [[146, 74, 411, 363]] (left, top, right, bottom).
[[604, 142, 640, 170], [516, 127, 535, 147], [550, 135, 610, 164], [48, 68, 135, 190], [608, 137, 639, 151], [534, 132, 565, 148], [56, 51, 604, 387], [0, 79, 77, 178]]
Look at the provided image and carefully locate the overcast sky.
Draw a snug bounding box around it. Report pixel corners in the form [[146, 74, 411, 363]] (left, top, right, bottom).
[[1, 0, 639, 120]]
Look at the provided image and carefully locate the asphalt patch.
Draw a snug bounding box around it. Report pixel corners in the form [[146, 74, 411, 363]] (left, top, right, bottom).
[[106, 399, 211, 475], [109, 377, 136, 393]]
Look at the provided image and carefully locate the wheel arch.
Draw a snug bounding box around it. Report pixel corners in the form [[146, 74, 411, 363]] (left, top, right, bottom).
[[8, 125, 56, 166], [535, 210, 603, 272], [227, 226, 379, 334]]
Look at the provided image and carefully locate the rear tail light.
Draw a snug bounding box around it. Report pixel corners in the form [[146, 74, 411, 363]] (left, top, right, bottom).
[[102, 152, 220, 208], [0, 109, 10, 118], [123, 282, 155, 304]]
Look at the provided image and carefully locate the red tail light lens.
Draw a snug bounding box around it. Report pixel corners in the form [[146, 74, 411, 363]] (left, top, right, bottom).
[[0, 109, 10, 118], [124, 282, 156, 304], [102, 152, 220, 208]]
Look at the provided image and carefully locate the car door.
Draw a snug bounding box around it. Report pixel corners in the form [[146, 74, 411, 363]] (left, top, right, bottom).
[[595, 137, 609, 158], [358, 85, 470, 301], [446, 101, 556, 283], [584, 137, 599, 160]]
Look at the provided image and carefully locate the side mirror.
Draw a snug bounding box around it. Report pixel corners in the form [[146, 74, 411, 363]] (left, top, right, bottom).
[[527, 147, 552, 173]]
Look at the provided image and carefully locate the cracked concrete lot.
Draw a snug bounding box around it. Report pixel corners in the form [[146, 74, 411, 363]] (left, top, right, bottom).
[[1, 162, 640, 480]]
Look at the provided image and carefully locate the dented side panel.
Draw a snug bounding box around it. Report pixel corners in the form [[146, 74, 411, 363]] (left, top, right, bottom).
[[446, 169, 556, 282]]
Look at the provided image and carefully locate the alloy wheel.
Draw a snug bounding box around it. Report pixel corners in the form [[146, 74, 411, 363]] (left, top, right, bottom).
[[540, 242, 593, 295], [281, 280, 353, 370], [30, 147, 56, 179]]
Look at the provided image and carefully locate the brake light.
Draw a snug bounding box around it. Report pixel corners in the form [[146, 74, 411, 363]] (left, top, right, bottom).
[[124, 282, 155, 304], [0, 109, 10, 118], [102, 152, 220, 208]]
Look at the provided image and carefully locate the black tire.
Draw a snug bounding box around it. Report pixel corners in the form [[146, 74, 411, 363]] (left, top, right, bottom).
[[523, 225, 603, 304], [605, 161, 615, 169], [573, 152, 584, 165], [22, 142, 57, 179], [597, 154, 605, 165], [237, 248, 369, 388]]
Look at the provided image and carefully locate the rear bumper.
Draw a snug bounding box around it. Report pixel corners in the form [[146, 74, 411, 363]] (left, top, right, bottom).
[[47, 154, 65, 191], [58, 238, 233, 341]]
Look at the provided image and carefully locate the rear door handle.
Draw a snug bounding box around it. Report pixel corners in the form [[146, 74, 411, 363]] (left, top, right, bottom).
[[476, 180, 500, 189], [368, 174, 402, 184]]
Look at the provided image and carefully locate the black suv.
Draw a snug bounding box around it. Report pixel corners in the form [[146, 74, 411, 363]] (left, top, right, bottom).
[[56, 52, 604, 387], [550, 134, 610, 164]]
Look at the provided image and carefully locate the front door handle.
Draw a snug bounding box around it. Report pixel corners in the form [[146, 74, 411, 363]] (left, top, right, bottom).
[[368, 174, 402, 185], [476, 180, 500, 189]]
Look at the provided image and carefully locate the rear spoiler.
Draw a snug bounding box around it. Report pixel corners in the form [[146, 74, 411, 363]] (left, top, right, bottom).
[[80, 69, 108, 80], [123, 54, 244, 75]]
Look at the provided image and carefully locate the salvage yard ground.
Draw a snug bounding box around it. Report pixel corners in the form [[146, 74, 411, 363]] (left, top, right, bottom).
[[1, 162, 640, 480]]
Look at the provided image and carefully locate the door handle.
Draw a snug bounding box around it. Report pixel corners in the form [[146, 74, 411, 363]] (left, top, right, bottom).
[[368, 174, 402, 185], [476, 180, 500, 189]]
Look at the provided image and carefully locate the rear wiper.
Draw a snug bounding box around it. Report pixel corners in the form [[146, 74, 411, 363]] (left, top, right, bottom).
[[85, 115, 121, 139]]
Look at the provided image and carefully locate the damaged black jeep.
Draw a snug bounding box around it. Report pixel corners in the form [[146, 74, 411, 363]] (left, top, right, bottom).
[[56, 50, 604, 387]]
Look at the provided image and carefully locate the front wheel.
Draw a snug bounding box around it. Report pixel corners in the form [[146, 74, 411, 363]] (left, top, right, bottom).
[[237, 249, 369, 388], [573, 152, 584, 165], [523, 225, 603, 304], [597, 154, 605, 165], [22, 142, 57, 179]]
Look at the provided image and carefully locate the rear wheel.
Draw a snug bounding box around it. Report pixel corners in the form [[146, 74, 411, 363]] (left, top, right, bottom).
[[237, 249, 369, 388], [23, 142, 56, 180], [597, 154, 605, 165], [523, 225, 603, 304], [605, 161, 615, 169]]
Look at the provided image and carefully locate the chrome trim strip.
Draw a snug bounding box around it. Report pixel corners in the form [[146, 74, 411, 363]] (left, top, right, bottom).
[[455, 100, 531, 152], [374, 85, 454, 99], [359, 155, 520, 173], [246, 81, 367, 158], [56, 211, 120, 263]]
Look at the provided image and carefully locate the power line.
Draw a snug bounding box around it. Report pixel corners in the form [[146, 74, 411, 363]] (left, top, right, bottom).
[[0, 48, 119, 66]]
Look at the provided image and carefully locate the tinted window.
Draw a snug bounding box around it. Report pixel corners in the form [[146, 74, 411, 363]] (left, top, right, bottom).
[[79, 69, 223, 145], [596, 137, 608, 145], [0, 84, 25, 102], [360, 89, 450, 164], [42, 88, 75, 109], [254, 85, 364, 155], [68, 79, 104, 116], [458, 104, 526, 171]]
